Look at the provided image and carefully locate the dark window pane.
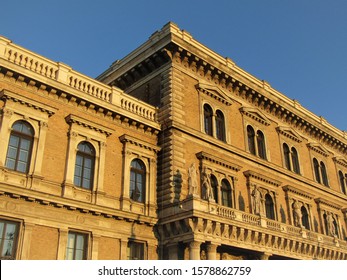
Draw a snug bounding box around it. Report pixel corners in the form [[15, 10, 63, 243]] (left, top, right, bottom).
[[247, 126, 256, 155], [204, 104, 213, 136]]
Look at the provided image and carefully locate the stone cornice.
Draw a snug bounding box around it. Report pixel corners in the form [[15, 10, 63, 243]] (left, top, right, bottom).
[[282, 185, 315, 200], [314, 197, 343, 211], [0, 188, 157, 226], [98, 23, 347, 155], [243, 170, 282, 187], [276, 126, 303, 143], [65, 114, 114, 136], [119, 134, 161, 153], [195, 82, 232, 106], [196, 151, 242, 172], [333, 156, 347, 169], [0, 89, 57, 116], [307, 142, 330, 157], [240, 107, 271, 126]]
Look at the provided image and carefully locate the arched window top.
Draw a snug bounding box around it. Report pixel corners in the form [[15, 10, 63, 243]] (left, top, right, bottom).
[[5, 120, 34, 173], [215, 109, 226, 142], [291, 147, 298, 154], [204, 103, 213, 113], [131, 158, 145, 171], [339, 171, 347, 195], [203, 104, 213, 136], [130, 158, 146, 203], [74, 141, 95, 190], [256, 130, 267, 160], [216, 109, 224, 119], [77, 141, 95, 155], [256, 130, 265, 139], [265, 193, 275, 220], [283, 143, 291, 170], [12, 120, 34, 136], [301, 205, 310, 230], [320, 161, 329, 187], [247, 125, 255, 136], [283, 143, 289, 151], [221, 179, 231, 190]]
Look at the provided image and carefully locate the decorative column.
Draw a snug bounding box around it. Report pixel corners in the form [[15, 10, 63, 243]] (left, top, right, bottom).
[[147, 242, 158, 260], [189, 241, 201, 260], [56, 228, 68, 260], [167, 243, 179, 260], [91, 234, 100, 260], [20, 222, 34, 260], [259, 252, 272, 260], [119, 239, 128, 260], [206, 243, 218, 260]]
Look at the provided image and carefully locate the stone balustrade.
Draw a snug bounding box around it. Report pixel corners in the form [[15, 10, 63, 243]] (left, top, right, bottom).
[[213, 203, 346, 249], [0, 36, 157, 123]]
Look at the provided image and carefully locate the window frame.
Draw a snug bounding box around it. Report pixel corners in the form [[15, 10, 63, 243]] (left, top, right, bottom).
[[203, 104, 213, 136], [5, 120, 34, 174], [127, 240, 146, 260], [265, 193, 275, 220], [129, 159, 146, 203], [73, 141, 96, 190], [338, 171, 347, 195], [313, 157, 329, 187], [221, 179, 232, 208], [215, 109, 226, 142], [0, 219, 20, 260], [65, 231, 89, 260]]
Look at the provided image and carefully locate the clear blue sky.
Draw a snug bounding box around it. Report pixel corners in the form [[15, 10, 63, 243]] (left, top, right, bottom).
[[1, 0, 347, 131]]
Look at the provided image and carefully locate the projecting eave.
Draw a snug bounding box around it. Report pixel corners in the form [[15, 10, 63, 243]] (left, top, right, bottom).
[[96, 23, 347, 155]]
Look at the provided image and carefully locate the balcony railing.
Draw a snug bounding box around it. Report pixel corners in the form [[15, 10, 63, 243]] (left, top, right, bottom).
[[0, 36, 157, 123]]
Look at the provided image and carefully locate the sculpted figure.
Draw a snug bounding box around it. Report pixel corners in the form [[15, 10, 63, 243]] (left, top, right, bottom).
[[293, 201, 302, 227], [188, 163, 198, 195], [326, 213, 336, 236], [201, 167, 214, 200], [252, 187, 262, 215]]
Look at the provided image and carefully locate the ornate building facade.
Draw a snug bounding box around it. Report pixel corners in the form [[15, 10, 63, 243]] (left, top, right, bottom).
[[0, 22, 347, 260]]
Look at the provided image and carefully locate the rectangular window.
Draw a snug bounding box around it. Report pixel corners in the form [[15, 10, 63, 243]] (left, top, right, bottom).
[[0, 219, 19, 260], [127, 240, 145, 260], [66, 231, 88, 260]]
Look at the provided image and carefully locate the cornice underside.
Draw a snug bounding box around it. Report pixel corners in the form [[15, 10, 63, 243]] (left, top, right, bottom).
[[109, 50, 171, 90]]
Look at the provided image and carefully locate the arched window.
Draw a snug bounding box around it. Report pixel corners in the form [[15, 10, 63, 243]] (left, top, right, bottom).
[[74, 142, 95, 190], [283, 143, 291, 170], [203, 104, 213, 136], [215, 110, 226, 142], [5, 121, 34, 173], [265, 194, 275, 220], [130, 159, 146, 203], [320, 162, 329, 187], [221, 179, 232, 208], [313, 158, 321, 184], [247, 125, 256, 155], [211, 175, 218, 203], [256, 130, 267, 159], [301, 206, 310, 230], [291, 147, 300, 174], [339, 171, 347, 195]]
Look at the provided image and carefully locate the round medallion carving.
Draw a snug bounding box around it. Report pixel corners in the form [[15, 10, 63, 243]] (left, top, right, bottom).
[[6, 201, 16, 211]]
